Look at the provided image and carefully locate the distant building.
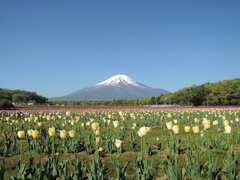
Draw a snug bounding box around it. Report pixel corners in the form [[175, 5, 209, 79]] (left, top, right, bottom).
[[27, 100, 36, 105]]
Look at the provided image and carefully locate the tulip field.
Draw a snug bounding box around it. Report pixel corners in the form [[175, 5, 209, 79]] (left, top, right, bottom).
[[0, 107, 240, 179]]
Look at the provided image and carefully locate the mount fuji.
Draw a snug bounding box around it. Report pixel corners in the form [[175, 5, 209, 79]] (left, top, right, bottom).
[[50, 75, 170, 101]]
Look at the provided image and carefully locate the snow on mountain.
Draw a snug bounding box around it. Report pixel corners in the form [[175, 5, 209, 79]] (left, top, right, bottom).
[[49, 75, 170, 101], [95, 75, 148, 88]]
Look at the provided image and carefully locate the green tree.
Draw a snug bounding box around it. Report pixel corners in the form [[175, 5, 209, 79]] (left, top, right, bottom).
[[150, 97, 155, 104], [209, 79, 240, 105], [12, 94, 30, 103], [0, 99, 14, 109]]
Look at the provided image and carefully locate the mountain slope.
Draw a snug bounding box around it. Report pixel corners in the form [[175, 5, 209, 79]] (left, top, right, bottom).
[[50, 75, 170, 101]]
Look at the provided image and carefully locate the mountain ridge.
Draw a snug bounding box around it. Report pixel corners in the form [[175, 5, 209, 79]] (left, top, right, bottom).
[[50, 75, 170, 101]]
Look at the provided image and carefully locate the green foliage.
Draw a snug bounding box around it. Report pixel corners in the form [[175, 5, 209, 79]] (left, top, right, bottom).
[[0, 156, 5, 180], [223, 150, 239, 180], [82, 155, 107, 180], [160, 154, 186, 180], [237, 132, 240, 146], [0, 88, 48, 105], [12, 94, 30, 103], [135, 154, 153, 180], [0, 99, 14, 110], [110, 151, 129, 180], [162, 78, 240, 106]]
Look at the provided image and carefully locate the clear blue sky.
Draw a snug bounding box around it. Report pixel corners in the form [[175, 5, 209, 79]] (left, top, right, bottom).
[[1, 0, 239, 98]]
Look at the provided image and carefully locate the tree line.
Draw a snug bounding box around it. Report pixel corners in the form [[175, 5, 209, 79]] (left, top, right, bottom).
[[161, 78, 240, 106], [0, 88, 48, 109], [50, 96, 165, 107]]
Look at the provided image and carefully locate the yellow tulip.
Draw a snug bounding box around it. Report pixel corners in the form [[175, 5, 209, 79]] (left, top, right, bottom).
[[119, 111, 123, 116], [32, 130, 39, 139], [68, 130, 76, 138], [225, 125, 231, 134], [192, 126, 200, 134], [48, 127, 56, 137], [202, 119, 211, 130], [27, 129, 33, 136], [223, 120, 229, 127], [132, 123, 137, 129], [113, 121, 119, 128], [166, 122, 173, 130], [60, 130, 67, 139], [138, 127, 148, 137], [184, 126, 191, 133], [167, 113, 172, 118], [172, 125, 179, 134], [96, 137, 100, 143], [37, 122, 42, 127], [91, 123, 99, 131], [115, 139, 122, 148], [17, 131, 25, 139]]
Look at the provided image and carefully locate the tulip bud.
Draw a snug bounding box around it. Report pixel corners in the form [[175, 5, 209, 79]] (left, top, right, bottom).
[[138, 127, 148, 137], [225, 125, 231, 134], [167, 113, 172, 118], [48, 127, 56, 137], [115, 139, 122, 148], [166, 122, 173, 130], [192, 126, 199, 134], [91, 123, 99, 131], [223, 120, 229, 127], [32, 130, 39, 139], [113, 121, 119, 128], [17, 131, 25, 139], [37, 122, 43, 127], [27, 129, 33, 136], [96, 137, 100, 143], [202, 119, 211, 130], [68, 130, 76, 138], [60, 130, 67, 139], [172, 125, 179, 134], [184, 126, 191, 133]]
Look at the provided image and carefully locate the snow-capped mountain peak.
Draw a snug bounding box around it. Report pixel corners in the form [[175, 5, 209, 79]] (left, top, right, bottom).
[[50, 74, 171, 100], [95, 75, 146, 88]]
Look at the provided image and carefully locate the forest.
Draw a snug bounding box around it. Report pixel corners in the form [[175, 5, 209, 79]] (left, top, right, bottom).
[[162, 78, 240, 106], [0, 88, 48, 109]]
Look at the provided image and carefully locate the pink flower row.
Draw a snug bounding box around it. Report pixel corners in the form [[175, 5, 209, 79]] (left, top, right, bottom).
[[0, 107, 240, 113]]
